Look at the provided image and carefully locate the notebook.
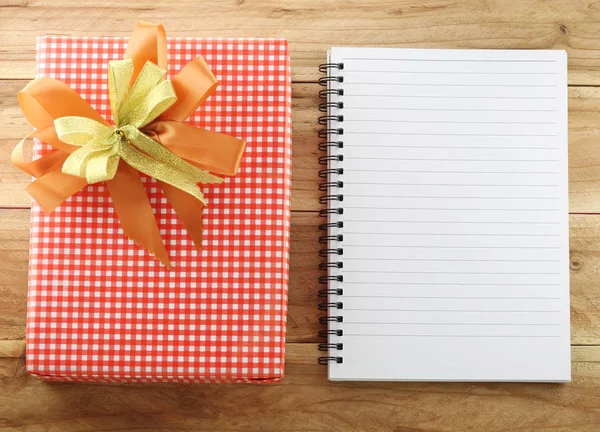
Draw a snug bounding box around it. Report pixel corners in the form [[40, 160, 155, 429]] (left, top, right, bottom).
[[317, 47, 570, 382]]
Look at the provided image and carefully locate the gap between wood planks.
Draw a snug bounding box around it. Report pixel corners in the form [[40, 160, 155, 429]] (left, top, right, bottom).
[[0, 341, 599, 362], [2, 82, 597, 222]]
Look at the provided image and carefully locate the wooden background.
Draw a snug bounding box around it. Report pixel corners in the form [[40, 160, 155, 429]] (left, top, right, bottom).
[[1, 1, 600, 431]]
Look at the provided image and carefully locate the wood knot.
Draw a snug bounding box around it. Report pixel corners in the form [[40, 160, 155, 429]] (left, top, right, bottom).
[[570, 256, 583, 271], [559, 24, 568, 35]]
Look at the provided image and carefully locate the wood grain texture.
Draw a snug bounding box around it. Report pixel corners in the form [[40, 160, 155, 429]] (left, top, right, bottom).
[[2, 0, 600, 84], [1, 345, 600, 432], [1, 209, 600, 346], [5, 82, 600, 213], [0, 339, 597, 361], [0, 81, 322, 211], [0, 210, 327, 343], [1, 1, 599, 430]]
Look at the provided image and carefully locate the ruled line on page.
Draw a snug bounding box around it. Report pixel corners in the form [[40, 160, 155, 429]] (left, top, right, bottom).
[[342, 58, 557, 63], [348, 95, 558, 99], [343, 309, 562, 312], [341, 334, 562, 338], [343, 207, 560, 211], [343, 220, 559, 224], [346, 107, 559, 111], [351, 83, 557, 88], [343, 195, 559, 199], [348, 132, 558, 136], [348, 120, 558, 125], [343, 321, 562, 324], [341, 297, 561, 300], [342, 233, 558, 237], [343, 259, 560, 264], [342, 146, 559, 150], [342, 271, 561, 275], [343, 158, 559, 162], [343, 70, 559, 75], [342, 258, 560, 262], [342, 183, 560, 186], [341, 246, 561, 249], [342, 282, 561, 286], [345, 170, 559, 174]]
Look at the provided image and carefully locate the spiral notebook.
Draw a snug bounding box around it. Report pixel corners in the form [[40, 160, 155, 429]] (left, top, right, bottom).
[[318, 47, 570, 382]]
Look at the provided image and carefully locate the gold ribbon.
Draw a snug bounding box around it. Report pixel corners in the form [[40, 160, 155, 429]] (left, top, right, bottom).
[[11, 21, 247, 268]]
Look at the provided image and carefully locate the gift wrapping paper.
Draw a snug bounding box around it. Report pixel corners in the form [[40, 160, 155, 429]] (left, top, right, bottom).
[[26, 35, 291, 383]]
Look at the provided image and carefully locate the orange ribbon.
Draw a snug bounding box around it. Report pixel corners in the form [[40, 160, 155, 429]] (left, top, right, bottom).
[[11, 21, 246, 268]]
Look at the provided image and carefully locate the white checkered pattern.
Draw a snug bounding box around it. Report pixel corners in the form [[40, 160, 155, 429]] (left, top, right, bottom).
[[26, 36, 292, 383]]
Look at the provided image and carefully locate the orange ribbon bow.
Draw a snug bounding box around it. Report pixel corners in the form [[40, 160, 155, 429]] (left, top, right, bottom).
[[11, 22, 246, 268]]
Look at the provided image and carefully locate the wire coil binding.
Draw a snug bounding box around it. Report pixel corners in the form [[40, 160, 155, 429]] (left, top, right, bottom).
[[318, 141, 343, 152], [318, 329, 343, 338], [317, 61, 344, 366]]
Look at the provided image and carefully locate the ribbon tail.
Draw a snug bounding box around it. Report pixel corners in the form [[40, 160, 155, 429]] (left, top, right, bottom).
[[107, 59, 134, 124], [12, 126, 80, 178], [145, 121, 246, 175], [125, 21, 167, 82], [18, 77, 108, 130], [12, 132, 51, 177], [27, 168, 88, 213], [12, 128, 88, 211], [106, 163, 171, 268], [118, 135, 208, 205], [125, 127, 224, 185], [159, 181, 205, 251], [23, 151, 66, 179], [159, 57, 219, 122]]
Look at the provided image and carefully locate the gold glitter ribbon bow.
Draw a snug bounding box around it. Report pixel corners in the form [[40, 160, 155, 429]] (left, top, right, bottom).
[[56, 59, 222, 204], [11, 22, 247, 267]]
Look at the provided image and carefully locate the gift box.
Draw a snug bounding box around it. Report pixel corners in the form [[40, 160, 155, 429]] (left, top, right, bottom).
[[23, 26, 291, 383]]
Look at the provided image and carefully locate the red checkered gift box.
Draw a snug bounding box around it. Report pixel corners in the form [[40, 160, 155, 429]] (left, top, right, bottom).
[[26, 33, 291, 383]]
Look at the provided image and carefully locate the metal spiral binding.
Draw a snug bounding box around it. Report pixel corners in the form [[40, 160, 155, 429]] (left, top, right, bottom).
[[317, 62, 344, 366]]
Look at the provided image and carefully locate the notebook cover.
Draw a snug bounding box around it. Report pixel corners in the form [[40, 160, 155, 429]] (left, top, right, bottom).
[[26, 36, 292, 383]]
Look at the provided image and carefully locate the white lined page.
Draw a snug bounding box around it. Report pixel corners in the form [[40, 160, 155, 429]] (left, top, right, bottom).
[[326, 47, 570, 382]]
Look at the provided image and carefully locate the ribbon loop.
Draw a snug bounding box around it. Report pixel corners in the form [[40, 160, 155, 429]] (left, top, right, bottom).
[[118, 61, 174, 127], [54, 116, 114, 146], [108, 59, 134, 124], [131, 79, 178, 128], [62, 137, 116, 180], [85, 149, 120, 184]]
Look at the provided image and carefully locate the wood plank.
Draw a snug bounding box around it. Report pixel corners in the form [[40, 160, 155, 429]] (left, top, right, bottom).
[[2, 0, 600, 85], [0, 209, 325, 343], [3, 82, 600, 213], [568, 86, 600, 213], [0, 80, 321, 211], [0, 210, 29, 341], [1, 208, 600, 345], [0, 344, 599, 431], [2, 338, 600, 362], [0, 340, 25, 358], [568, 215, 600, 345]]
